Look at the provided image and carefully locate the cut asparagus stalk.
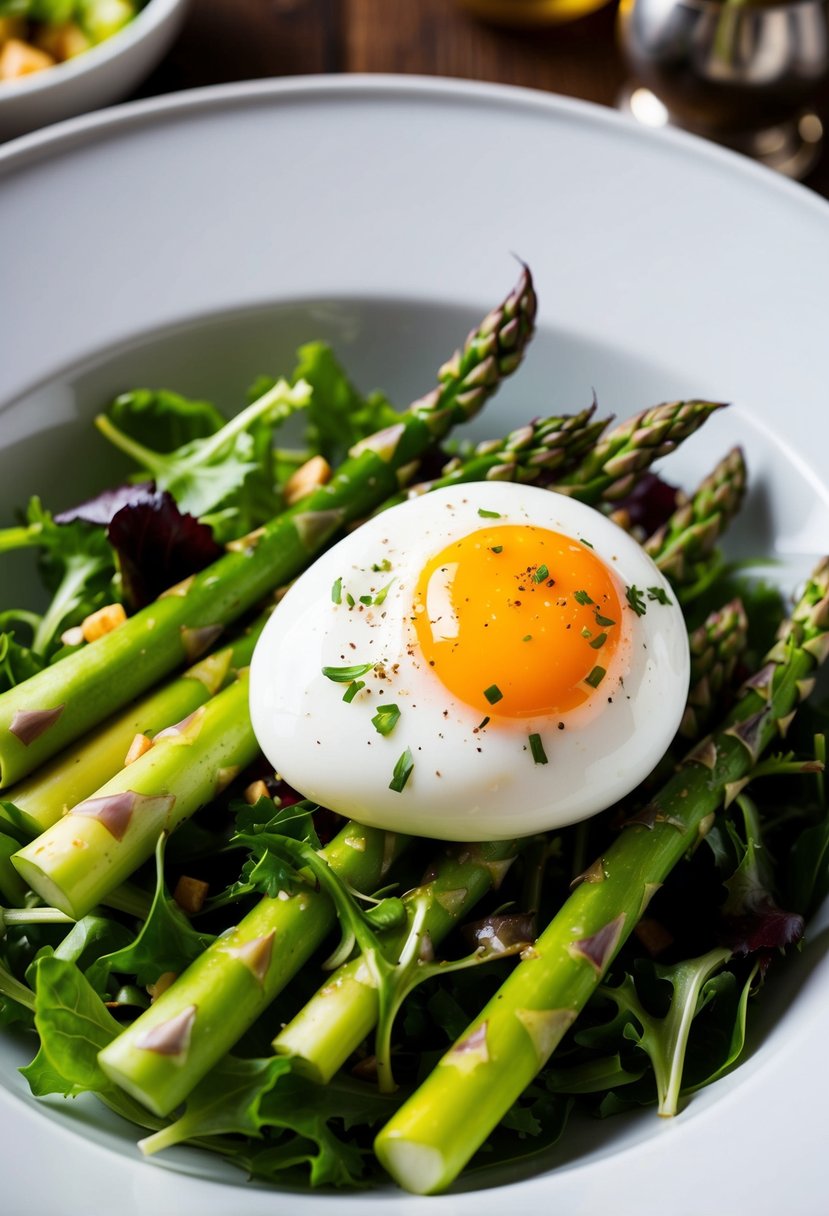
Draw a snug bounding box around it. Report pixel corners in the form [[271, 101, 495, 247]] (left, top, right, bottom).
[[12, 673, 259, 919], [1, 614, 267, 840], [98, 822, 409, 1117], [555, 399, 726, 505], [0, 268, 535, 788], [374, 556, 829, 1195], [273, 838, 520, 1084]]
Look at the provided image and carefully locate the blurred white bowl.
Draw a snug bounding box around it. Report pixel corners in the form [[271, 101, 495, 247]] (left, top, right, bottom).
[[0, 0, 188, 141]]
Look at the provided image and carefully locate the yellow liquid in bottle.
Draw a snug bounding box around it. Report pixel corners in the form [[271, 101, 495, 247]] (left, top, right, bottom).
[[457, 0, 611, 24]]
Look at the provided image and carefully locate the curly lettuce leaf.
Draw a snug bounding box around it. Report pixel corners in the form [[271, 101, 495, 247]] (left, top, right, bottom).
[[0, 497, 116, 657], [87, 835, 214, 991], [95, 378, 310, 534], [293, 342, 399, 468]]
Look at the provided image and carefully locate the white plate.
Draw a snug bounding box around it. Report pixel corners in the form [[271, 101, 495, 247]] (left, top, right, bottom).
[[1, 76, 828, 1216]]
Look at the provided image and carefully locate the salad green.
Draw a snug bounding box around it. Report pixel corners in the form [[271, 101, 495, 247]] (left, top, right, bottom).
[[0, 267, 826, 1194]]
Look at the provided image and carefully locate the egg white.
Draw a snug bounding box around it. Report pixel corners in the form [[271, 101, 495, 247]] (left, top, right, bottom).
[[249, 483, 690, 841]]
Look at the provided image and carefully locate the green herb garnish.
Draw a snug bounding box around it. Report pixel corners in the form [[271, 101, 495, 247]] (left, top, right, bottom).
[[478, 508, 501, 519], [647, 585, 672, 605], [585, 665, 607, 688], [589, 633, 608, 650], [529, 733, 548, 765], [389, 747, 414, 793], [476, 716, 490, 731], [483, 684, 503, 705], [594, 612, 616, 627], [331, 577, 343, 605], [533, 564, 549, 584], [342, 680, 365, 703], [574, 590, 594, 606], [491, 545, 503, 555], [372, 704, 401, 736], [322, 663, 373, 683], [373, 579, 395, 607], [626, 585, 647, 616], [345, 592, 355, 608]]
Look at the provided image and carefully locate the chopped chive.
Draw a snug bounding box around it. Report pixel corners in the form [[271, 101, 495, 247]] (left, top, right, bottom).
[[585, 665, 606, 688], [478, 507, 501, 518], [529, 733, 548, 765], [372, 703, 401, 736], [331, 577, 343, 604], [389, 747, 414, 793], [359, 595, 373, 606], [589, 632, 608, 650], [533, 564, 549, 584], [346, 592, 355, 608], [594, 612, 616, 627], [522, 634, 532, 642], [342, 680, 365, 703], [371, 558, 392, 572], [579, 537, 594, 549], [483, 684, 503, 705], [574, 590, 594, 605], [581, 627, 593, 639], [373, 578, 396, 607], [322, 662, 373, 683], [626, 585, 647, 616], [647, 585, 672, 605], [490, 545, 504, 554], [476, 716, 490, 731]]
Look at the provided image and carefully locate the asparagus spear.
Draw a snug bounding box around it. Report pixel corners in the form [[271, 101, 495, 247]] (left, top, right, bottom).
[[0, 268, 536, 789], [12, 673, 259, 919], [645, 446, 747, 587], [374, 557, 829, 1194], [393, 407, 608, 504], [555, 399, 726, 505], [1, 613, 267, 841], [681, 598, 749, 739], [273, 838, 521, 1084], [98, 821, 409, 1117]]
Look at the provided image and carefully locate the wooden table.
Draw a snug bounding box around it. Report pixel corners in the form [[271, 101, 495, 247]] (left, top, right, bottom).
[[139, 0, 829, 197]]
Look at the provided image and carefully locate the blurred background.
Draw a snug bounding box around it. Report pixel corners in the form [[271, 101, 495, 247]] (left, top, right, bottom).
[[140, 0, 829, 190], [4, 0, 829, 192]]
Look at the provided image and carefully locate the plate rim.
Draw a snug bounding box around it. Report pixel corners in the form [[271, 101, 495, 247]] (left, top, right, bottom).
[[1, 71, 828, 1215]]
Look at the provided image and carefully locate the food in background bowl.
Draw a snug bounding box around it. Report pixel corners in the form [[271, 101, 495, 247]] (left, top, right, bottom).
[[0, 1, 142, 83]]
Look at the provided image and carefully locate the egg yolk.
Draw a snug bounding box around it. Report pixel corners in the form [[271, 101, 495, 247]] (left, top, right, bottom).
[[413, 524, 622, 718]]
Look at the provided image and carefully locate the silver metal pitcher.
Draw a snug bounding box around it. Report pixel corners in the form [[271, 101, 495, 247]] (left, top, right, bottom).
[[618, 0, 829, 176]]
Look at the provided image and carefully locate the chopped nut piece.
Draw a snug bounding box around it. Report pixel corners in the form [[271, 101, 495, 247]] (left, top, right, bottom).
[[283, 455, 332, 506], [351, 1055, 379, 1081], [244, 779, 270, 805], [124, 733, 153, 766], [0, 39, 54, 80], [146, 971, 178, 1001], [174, 875, 209, 915], [82, 602, 127, 643]]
